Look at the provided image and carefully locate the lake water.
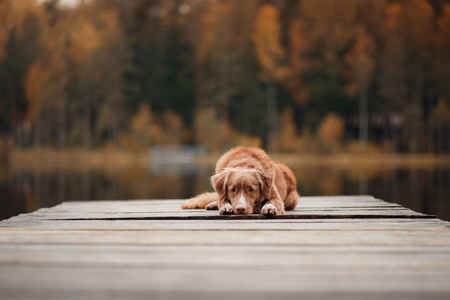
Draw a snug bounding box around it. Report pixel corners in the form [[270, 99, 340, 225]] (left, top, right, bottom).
[[1, 163, 449, 221]]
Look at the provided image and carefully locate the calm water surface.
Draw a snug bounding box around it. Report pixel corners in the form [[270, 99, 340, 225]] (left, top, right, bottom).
[[1, 163, 449, 221]]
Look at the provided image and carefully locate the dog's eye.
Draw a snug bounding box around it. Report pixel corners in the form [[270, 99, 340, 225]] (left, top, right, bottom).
[[230, 187, 236, 193], [248, 187, 254, 193]]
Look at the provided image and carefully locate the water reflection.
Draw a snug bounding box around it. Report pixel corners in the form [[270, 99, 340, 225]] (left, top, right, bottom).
[[1, 164, 449, 221]]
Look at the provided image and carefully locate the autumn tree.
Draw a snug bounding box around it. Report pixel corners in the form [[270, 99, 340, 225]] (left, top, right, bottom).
[[293, 0, 383, 144], [252, 4, 285, 151], [299, 0, 364, 72], [403, 0, 434, 153], [433, 4, 450, 152], [344, 28, 376, 146], [0, 0, 45, 144], [285, 19, 309, 107], [193, 0, 266, 150], [2, 0, 450, 154], [25, 1, 72, 148], [123, 1, 195, 139]]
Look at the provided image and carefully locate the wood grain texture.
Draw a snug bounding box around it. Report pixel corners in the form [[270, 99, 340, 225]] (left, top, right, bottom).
[[0, 196, 449, 300]]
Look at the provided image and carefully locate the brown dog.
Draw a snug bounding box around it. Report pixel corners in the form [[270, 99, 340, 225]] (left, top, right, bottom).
[[181, 147, 299, 215]]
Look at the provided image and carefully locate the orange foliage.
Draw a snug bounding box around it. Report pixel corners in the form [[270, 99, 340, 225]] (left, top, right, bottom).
[[195, 0, 258, 63], [381, 0, 434, 110], [69, 19, 101, 65], [252, 4, 284, 77], [158, 112, 187, 145], [435, 5, 450, 95], [194, 108, 232, 152], [24, 62, 49, 123], [344, 29, 376, 97], [2, 0, 449, 153], [285, 19, 309, 106], [317, 113, 345, 149], [300, 0, 363, 67], [279, 109, 300, 152], [0, 0, 44, 61]]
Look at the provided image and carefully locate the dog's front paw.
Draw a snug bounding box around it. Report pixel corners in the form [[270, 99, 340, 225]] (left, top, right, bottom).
[[261, 203, 278, 216], [219, 203, 234, 215], [206, 201, 219, 210]]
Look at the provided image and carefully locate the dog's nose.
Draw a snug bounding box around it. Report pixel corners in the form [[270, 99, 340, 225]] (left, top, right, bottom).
[[235, 206, 246, 214]]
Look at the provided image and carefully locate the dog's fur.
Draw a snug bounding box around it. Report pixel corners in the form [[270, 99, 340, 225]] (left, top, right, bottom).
[[181, 147, 299, 215]]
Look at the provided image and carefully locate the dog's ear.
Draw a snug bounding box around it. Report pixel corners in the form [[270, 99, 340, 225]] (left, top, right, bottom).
[[257, 170, 272, 200], [211, 169, 230, 201]]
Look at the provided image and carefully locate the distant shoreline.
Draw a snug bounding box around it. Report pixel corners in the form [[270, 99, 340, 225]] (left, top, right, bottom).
[[7, 148, 450, 171]]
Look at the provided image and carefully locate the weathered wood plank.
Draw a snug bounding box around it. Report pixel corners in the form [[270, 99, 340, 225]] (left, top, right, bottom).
[[0, 196, 449, 300], [1, 266, 450, 295], [1, 244, 450, 269], [1, 289, 448, 300], [17, 210, 428, 221], [0, 196, 426, 223], [1, 218, 449, 231], [3, 196, 427, 221], [1, 229, 450, 246]]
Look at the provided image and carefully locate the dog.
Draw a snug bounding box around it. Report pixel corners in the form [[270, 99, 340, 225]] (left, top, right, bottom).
[[181, 147, 299, 215]]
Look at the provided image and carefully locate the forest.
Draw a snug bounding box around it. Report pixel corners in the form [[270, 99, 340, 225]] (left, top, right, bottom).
[[1, 0, 450, 154]]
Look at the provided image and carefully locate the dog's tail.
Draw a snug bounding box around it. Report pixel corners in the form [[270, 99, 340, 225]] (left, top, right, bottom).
[[181, 192, 218, 209]]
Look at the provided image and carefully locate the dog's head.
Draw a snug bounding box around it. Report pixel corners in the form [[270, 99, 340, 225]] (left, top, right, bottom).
[[211, 167, 271, 215]]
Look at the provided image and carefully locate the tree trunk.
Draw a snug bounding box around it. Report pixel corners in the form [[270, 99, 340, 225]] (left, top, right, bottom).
[[34, 114, 41, 147], [411, 76, 424, 153], [267, 70, 278, 152], [58, 96, 66, 149], [84, 98, 91, 149], [359, 89, 369, 147]]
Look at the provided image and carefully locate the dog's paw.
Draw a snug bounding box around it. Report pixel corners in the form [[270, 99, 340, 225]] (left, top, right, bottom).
[[219, 203, 234, 215], [206, 201, 219, 210], [261, 203, 278, 216]]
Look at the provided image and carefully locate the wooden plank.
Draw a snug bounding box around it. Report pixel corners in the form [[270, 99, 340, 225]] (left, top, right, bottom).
[[3, 196, 428, 221], [42, 196, 406, 213], [1, 266, 450, 295], [1, 229, 450, 246], [17, 210, 429, 221], [0, 196, 449, 300], [1, 244, 450, 269], [1, 289, 448, 300], [1, 218, 449, 231]]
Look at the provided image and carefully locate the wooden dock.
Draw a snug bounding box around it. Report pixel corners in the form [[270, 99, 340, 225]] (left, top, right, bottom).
[[1, 196, 450, 299]]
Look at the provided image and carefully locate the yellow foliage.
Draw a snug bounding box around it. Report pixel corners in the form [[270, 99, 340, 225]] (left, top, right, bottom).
[[118, 133, 144, 152], [0, 0, 9, 62], [435, 5, 450, 90], [279, 109, 300, 152], [123, 105, 188, 150], [195, 5, 216, 63], [437, 5, 450, 48], [24, 62, 49, 122], [433, 98, 450, 130], [252, 4, 284, 75], [300, 0, 367, 66], [317, 113, 344, 149], [131, 104, 154, 138], [346, 141, 381, 154], [130, 105, 188, 147], [285, 19, 309, 106], [289, 20, 308, 71], [194, 108, 232, 152], [384, 3, 403, 32], [230, 133, 262, 149], [344, 28, 376, 96], [0, 0, 44, 61], [69, 19, 101, 65], [99, 9, 120, 33], [158, 112, 186, 145]]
